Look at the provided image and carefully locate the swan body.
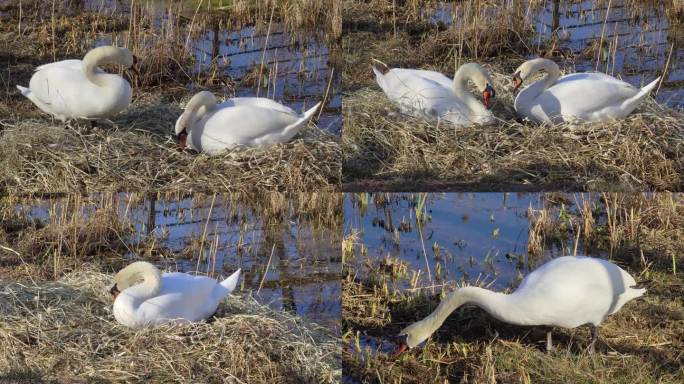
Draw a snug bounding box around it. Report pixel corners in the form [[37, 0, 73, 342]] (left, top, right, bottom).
[[396, 256, 645, 354], [513, 58, 660, 124], [16, 46, 135, 121], [372, 63, 496, 126], [174, 91, 321, 155], [110, 261, 241, 328]]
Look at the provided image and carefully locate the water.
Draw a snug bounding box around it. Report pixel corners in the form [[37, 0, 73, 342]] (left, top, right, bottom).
[[192, 24, 341, 133], [533, 0, 683, 108], [344, 193, 589, 292], [428, 0, 683, 108], [16, 194, 342, 332]]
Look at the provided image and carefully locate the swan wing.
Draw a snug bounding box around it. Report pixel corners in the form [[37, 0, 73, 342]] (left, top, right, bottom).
[[25, 65, 130, 119], [190, 104, 302, 153], [514, 256, 639, 327], [35, 59, 106, 74], [538, 73, 641, 121], [220, 97, 297, 114], [389, 68, 454, 89], [138, 273, 223, 323]]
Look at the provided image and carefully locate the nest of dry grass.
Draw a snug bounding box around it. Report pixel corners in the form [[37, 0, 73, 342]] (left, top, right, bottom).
[[342, 70, 684, 191], [0, 270, 341, 383], [0, 97, 340, 193]]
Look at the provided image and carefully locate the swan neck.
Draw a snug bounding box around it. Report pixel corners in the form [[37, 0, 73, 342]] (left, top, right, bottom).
[[538, 60, 560, 90], [424, 287, 514, 333], [123, 269, 161, 301], [452, 68, 469, 90], [82, 49, 116, 86]]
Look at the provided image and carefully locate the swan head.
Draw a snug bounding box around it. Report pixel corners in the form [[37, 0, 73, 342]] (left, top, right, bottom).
[[393, 319, 433, 357], [174, 91, 217, 150], [110, 261, 161, 299], [512, 58, 555, 93], [455, 63, 496, 109]]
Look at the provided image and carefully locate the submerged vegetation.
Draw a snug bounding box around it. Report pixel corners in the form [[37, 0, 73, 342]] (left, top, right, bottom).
[[0, 0, 342, 193], [342, 193, 683, 383], [341, 0, 684, 191]]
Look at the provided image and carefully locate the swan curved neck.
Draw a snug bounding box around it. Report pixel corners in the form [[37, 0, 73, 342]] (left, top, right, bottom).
[[421, 286, 535, 336], [119, 263, 162, 300], [81, 47, 125, 86], [451, 64, 490, 113], [452, 64, 486, 91], [529, 59, 560, 92]]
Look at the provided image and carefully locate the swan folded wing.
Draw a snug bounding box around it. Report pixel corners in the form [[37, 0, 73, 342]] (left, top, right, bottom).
[[546, 75, 640, 120], [138, 273, 223, 324], [514, 256, 634, 326], [389, 68, 454, 90], [204, 105, 301, 144], [29, 66, 128, 119], [222, 97, 297, 114]]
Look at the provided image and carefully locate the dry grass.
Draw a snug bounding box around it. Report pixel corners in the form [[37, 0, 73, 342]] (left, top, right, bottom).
[[342, 85, 684, 191], [0, 98, 340, 193], [0, 270, 340, 383], [341, 0, 684, 191], [0, 1, 342, 193], [342, 193, 684, 383]]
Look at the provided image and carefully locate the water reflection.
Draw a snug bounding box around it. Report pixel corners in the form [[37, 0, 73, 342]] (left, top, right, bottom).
[[82, 0, 341, 133], [427, 0, 683, 108], [344, 193, 592, 291]]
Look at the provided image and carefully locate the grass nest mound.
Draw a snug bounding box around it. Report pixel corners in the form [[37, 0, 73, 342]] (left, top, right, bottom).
[[342, 69, 684, 191], [0, 98, 340, 193], [0, 270, 341, 383]]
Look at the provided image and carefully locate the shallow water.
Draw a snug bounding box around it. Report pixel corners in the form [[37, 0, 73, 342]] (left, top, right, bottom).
[[429, 0, 683, 108], [82, 0, 341, 133], [345, 193, 591, 291], [343, 192, 601, 365], [17, 194, 342, 331]]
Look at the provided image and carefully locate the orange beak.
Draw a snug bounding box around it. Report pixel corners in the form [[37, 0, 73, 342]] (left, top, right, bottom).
[[513, 76, 523, 94], [393, 342, 408, 358], [483, 90, 492, 109]]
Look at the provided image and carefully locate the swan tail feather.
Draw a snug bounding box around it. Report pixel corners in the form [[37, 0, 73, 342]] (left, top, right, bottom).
[[16, 85, 30, 97], [278, 102, 321, 138], [372, 65, 386, 90], [301, 101, 322, 122], [217, 268, 241, 297], [620, 77, 660, 112]]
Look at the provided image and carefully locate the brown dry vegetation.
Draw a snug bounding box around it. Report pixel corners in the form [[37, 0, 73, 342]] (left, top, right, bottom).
[[0, 191, 342, 382], [341, 0, 684, 191], [1, 271, 340, 383], [0, 192, 342, 279], [342, 193, 684, 383], [0, 0, 341, 193]]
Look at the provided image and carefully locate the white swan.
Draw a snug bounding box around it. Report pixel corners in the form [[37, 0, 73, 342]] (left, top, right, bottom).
[[394, 256, 645, 355], [372, 63, 496, 126], [513, 58, 660, 124], [174, 91, 321, 155], [16, 46, 136, 121], [110, 261, 241, 328]]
